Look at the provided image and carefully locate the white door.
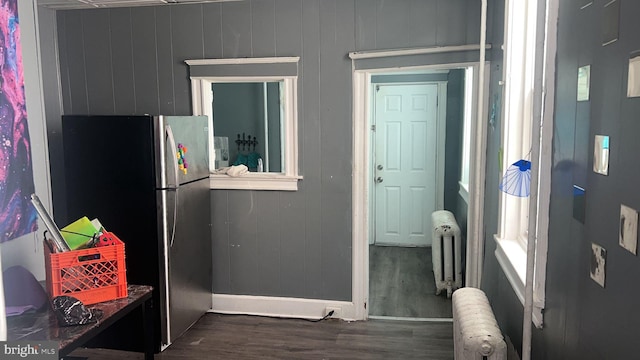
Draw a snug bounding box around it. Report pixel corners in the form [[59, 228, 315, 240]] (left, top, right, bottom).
[[374, 83, 440, 247]]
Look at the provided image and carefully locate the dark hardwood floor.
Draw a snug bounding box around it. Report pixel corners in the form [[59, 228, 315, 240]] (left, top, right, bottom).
[[369, 245, 452, 319], [69, 245, 455, 359], [68, 313, 454, 359]]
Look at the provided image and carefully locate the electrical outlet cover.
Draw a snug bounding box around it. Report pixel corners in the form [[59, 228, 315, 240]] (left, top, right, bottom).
[[590, 243, 606, 288], [324, 306, 342, 318], [619, 204, 638, 255]]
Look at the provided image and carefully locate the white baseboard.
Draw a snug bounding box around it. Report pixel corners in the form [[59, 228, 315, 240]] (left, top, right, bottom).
[[210, 294, 358, 321]]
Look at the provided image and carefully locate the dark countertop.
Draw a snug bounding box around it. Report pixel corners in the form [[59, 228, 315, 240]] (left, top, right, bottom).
[[7, 284, 153, 354]]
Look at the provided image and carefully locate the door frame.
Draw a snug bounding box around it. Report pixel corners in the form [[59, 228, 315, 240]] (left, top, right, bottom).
[[352, 62, 489, 320], [369, 81, 447, 247]]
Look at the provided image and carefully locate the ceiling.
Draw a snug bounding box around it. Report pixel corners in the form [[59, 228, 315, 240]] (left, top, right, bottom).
[[37, 0, 240, 10]]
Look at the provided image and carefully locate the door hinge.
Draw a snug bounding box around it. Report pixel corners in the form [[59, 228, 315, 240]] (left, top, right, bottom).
[[371, 125, 376, 131]]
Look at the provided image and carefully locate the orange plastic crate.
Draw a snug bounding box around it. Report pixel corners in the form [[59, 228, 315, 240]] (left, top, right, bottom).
[[44, 232, 128, 305]]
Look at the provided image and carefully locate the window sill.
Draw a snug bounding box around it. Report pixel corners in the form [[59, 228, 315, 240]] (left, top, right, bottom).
[[209, 174, 302, 191], [494, 234, 544, 328]]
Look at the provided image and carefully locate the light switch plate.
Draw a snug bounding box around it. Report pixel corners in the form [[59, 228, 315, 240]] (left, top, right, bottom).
[[620, 204, 638, 255], [590, 243, 606, 288]]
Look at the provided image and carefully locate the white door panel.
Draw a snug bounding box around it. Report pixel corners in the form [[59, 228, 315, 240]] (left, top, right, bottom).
[[383, 186, 401, 235], [374, 83, 439, 246]]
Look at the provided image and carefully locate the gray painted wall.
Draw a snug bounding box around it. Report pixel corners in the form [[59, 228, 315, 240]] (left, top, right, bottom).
[[444, 70, 465, 218], [39, 6, 68, 226], [52, 0, 482, 301], [444, 69, 468, 274], [481, 0, 517, 350], [482, 0, 640, 358]]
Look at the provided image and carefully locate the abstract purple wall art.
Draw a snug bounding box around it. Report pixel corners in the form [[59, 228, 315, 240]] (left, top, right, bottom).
[[0, 0, 37, 243]]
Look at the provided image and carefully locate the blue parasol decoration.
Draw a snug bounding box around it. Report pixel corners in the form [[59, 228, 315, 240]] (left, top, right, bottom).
[[499, 159, 531, 197]]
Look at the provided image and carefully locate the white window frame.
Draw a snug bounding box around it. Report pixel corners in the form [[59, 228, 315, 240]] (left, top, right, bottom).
[[187, 57, 302, 191], [459, 66, 476, 204], [494, 0, 554, 329]]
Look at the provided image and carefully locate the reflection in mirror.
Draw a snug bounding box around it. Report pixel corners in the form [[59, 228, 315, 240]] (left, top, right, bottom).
[[593, 135, 609, 175], [212, 82, 283, 173]]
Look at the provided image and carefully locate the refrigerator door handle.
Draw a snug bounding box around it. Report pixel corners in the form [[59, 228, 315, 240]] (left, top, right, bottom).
[[165, 125, 180, 189], [166, 125, 180, 247]]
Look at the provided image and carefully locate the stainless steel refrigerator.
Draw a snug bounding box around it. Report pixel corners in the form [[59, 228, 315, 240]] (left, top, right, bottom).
[[57, 115, 212, 351]]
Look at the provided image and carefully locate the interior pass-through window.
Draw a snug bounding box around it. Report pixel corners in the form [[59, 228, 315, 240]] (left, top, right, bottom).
[[187, 57, 301, 191]]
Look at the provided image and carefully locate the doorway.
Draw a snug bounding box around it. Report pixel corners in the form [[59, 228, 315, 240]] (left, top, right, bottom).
[[351, 62, 488, 321], [368, 75, 449, 319]]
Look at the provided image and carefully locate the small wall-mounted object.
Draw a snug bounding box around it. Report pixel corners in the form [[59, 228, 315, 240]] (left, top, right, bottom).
[[577, 65, 591, 101], [619, 204, 638, 255], [627, 53, 640, 97], [593, 135, 610, 175], [602, 0, 619, 47], [590, 242, 607, 288]]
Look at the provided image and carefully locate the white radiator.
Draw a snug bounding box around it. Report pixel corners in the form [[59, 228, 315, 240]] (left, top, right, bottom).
[[452, 287, 507, 360], [431, 210, 462, 298]]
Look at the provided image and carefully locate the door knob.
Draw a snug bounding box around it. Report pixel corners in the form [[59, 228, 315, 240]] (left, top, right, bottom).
[[376, 177, 383, 183], [377, 165, 383, 170]]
